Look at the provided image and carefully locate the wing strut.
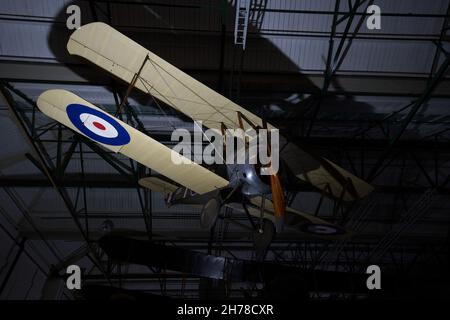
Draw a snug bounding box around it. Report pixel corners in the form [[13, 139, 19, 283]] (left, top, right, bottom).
[[115, 55, 149, 116]]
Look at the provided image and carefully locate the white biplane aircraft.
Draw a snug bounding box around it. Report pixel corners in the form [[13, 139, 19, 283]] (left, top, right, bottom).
[[36, 23, 373, 241]]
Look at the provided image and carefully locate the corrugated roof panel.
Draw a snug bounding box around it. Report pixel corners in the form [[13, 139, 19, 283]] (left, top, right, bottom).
[[245, 36, 328, 72], [374, 0, 449, 15], [111, 1, 222, 32], [265, 0, 335, 11], [338, 39, 436, 74], [0, 0, 71, 17], [0, 21, 68, 61], [357, 16, 445, 36], [259, 12, 333, 33]]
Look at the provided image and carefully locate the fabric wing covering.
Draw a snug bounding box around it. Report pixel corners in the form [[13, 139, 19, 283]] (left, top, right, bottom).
[[36, 89, 229, 195], [67, 22, 373, 201]]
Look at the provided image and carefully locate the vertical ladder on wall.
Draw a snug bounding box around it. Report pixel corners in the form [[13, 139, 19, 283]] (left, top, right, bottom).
[[234, 0, 251, 50], [231, 0, 266, 101], [230, 0, 250, 101]]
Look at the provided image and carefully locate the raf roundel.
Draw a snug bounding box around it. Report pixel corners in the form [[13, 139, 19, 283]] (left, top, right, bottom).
[[66, 104, 131, 146]]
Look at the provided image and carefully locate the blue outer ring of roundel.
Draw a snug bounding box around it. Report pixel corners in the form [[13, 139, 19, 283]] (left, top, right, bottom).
[[66, 103, 131, 146]]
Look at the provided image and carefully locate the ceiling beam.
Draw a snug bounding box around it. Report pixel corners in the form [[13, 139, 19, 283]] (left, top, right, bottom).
[[2, 61, 450, 97]]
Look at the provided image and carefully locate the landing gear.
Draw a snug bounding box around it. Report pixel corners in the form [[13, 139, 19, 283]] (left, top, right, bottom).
[[241, 195, 270, 234], [200, 183, 242, 230], [258, 195, 266, 234], [252, 219, 275, 262], [200, 197, 220, 229]]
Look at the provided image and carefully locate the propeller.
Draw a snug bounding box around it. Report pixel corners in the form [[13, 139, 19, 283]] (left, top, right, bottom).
[[270, 173, 285, 218], [262, 119, 286, 219]]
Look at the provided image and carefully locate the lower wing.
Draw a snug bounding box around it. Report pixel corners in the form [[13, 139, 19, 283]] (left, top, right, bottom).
[[36, 89, 229, 195]]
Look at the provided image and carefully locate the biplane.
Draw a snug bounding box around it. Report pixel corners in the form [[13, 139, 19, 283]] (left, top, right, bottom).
[[36, 22, 373, 243]]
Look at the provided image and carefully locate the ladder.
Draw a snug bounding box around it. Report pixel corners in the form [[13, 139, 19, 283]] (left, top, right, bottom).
[[234, 0, 251, 50]]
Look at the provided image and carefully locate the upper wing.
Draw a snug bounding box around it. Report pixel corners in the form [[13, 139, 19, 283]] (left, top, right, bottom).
[[36, 89, 229, 194], [67, 22, 373, 201], [67, 22, 266, 132]]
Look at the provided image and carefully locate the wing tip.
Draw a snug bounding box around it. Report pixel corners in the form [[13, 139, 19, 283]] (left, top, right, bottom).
[[37, 89, 60, 106], [67, 22, 110, 54], [36, 89, 75, 113]]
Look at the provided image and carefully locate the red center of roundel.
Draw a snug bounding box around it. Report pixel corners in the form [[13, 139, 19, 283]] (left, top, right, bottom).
[[93, 121, 106, 130]]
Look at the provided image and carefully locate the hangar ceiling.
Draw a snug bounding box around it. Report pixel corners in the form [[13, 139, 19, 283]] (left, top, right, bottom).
[[0, 0, 449, 300]]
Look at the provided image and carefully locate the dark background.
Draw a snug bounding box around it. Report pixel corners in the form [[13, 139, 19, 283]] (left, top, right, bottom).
[[0, 0, 449, 300]]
